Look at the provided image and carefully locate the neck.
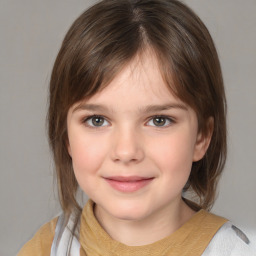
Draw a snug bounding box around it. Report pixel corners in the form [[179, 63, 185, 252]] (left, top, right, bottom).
[[94, 199, 195, 246]]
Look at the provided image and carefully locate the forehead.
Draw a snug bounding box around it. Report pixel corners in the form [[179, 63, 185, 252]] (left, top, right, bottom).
[[81, 51, 181, 107]]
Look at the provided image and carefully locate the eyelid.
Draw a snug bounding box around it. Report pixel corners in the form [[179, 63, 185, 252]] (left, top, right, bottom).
[[81, 114, 175, 128], [146, 115, 175, 127], [82, 115, 110, 128]]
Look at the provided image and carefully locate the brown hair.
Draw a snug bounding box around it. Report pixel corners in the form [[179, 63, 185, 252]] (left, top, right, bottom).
[[48, 0, 227, 216]]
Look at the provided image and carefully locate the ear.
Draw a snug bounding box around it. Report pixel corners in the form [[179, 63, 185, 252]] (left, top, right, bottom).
[[66, 138, 72, 158], [67, 145, 72, 157], [193, 117, 214, 162]]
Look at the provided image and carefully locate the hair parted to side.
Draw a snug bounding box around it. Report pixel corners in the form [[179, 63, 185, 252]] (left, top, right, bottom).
[[48, 0, 227, 216]]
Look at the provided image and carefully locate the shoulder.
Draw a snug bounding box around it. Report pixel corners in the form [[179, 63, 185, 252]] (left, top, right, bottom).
[[17, 217, 58, 256], [202, 221, 256, 256]]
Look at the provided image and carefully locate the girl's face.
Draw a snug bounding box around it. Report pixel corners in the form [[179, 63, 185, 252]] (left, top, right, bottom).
[[67, 52, 209, 224]]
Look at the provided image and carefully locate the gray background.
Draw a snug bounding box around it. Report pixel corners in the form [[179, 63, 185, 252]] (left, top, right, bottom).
[[0, 1, 255, 255]]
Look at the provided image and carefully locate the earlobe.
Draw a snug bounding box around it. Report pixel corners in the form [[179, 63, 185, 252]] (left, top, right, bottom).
[[193, 117, 214, 162], [66, 139, 72, 157], [67, 145, 72, 157]]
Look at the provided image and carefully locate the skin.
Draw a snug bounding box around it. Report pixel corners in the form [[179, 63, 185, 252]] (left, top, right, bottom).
[[67, 50, 212, 246]]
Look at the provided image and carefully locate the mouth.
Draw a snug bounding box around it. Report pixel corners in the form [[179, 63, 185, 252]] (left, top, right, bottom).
[[103, 176, 154, 193]]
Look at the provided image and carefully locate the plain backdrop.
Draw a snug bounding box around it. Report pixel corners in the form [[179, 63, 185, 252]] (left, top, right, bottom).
[[0, 1, 255, 255]]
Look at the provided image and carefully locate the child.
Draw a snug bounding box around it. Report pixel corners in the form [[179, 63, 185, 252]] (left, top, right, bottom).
[[18, 0, 254, 255]]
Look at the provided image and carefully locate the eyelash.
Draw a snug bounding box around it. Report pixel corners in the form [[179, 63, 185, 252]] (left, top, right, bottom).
[[147, 115, 174, 127], [82, 115, 110, 128], [82, 115, 175, 128]]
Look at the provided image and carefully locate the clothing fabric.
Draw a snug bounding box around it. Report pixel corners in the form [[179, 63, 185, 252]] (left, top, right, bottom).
[[79, 200, 226, 256], [18, 200, 255, 256], [17, 217, 57, 256], [51, 212, 80, 256], [202, 222, 255, 256]]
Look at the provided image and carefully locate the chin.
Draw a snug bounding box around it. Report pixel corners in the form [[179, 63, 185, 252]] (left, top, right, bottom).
[[106, 200, 152, 222]]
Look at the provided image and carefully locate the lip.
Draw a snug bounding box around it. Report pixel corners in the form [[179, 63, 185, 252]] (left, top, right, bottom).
[[104, 176, 154, 193]]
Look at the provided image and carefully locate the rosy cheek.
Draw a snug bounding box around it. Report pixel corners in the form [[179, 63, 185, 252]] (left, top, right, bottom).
[[150, 136, 193, 170], [70, 136, 106, 174]]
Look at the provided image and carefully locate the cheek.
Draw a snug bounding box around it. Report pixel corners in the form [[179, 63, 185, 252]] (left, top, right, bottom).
[[68, 133, 109, 196], [150, 136, 194, 197], [148, 132, 195, 176], [69, 133, 107, 175]]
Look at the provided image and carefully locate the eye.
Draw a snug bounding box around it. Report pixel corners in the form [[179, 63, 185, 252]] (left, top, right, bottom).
[[84, 115, 109, 127], [147, 116, 173, 127]]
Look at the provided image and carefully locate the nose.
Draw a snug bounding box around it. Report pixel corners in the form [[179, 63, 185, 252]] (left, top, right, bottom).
[[110, 127, 145, 164]]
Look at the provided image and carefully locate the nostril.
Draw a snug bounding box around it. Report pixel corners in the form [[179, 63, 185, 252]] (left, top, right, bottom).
[[110, 130, 145, 163], [111, 146, 145, 164]]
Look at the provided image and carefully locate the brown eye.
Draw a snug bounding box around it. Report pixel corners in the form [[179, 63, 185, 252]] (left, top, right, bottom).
[[85, 116, 108, 127], [92, 117, 104, 126], [147, 116, 173, 127], [153, 117, 166, 126]]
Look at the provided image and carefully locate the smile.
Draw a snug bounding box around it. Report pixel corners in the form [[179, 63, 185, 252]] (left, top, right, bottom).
[[104, 176, 154, 193]]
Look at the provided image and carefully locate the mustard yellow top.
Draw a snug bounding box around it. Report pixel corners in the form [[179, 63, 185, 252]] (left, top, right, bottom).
[[18, 216, 57, 256], [18, 200, 227, 256]]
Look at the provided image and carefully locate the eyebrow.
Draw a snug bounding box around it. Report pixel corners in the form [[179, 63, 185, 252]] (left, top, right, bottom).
[[73, 103, 188, 114], [139, 103, 188, 113]]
